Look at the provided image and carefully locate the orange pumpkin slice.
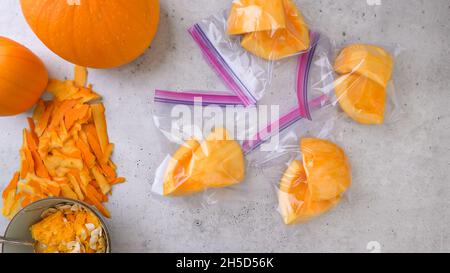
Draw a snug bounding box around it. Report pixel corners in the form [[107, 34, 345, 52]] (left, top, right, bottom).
[[227, 0, 286, 35], [279, 160, 306, 193], [294, 193, 341, 224], [301, 138, 351, 202], [163, 128, 245, 196], [335, 74, 387, 125], [278, 160, 341, 224], [163, 139, 201, 196], [240, 0, 310, 60], [334, 44, 394, 88], [189, 128, 245, 189]]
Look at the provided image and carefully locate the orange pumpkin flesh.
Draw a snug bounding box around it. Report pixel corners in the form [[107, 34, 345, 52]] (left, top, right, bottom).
[[278, 138, 352, 225], [189, 128, 245, 188], [240, 0, 310, 60], [278, 160, 341, 225], [227, 0, 286, 35], [334, 74, 387, 125], [163, 128, 246, 196], [301, 138, 351, 202], [0, 37, 48, 116], [333, 44, 393, 125], [163, 139, 202, 196], [334, 44, 394, 88], [20, 0, 160, 68]]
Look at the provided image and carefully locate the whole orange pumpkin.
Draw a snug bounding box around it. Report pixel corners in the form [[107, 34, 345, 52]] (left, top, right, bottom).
[[20, 0, 160, 69], [0, 37, 48, 116]]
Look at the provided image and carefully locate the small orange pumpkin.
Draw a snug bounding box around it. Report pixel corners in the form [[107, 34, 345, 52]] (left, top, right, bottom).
[[0, 37, 48, 116], [20, 0, 160, 69]]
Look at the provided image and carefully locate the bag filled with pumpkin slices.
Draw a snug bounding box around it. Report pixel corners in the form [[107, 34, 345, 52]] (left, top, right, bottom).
[[151, 90, 254, 202], [332, 43, 404, 125], [250, 134, 352, 225], [188, 0, 318, 107], [241, 87, 347, 225]]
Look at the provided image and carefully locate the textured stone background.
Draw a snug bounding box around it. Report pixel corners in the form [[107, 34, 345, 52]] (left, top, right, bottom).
[[0, 0, 449, 252]]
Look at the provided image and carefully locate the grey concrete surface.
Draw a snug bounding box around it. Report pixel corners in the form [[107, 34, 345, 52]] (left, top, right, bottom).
[[0, 0, 449, 252]]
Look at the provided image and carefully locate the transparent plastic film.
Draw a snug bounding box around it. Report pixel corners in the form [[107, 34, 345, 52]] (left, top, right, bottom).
[[189, 11, 269, 106], [246, 100, 337, 165], [333, 43, 403, 125], [262, 32, 334, 121], [242, 33, 335, 154], [152, 90, 255, 199]]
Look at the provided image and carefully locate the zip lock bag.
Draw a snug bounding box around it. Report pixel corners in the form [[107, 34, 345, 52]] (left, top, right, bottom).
[[245, 105, 352, 226], [152, 90, 257, 201], [189, 0, 316, 106], [150, 87, 320, 204]]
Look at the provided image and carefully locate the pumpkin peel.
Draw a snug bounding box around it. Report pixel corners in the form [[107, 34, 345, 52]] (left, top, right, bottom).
[[74, 66, 87, 87], [33, 100, 46, 121], [1, 67, 125, 219], [2, 172, 20, 199], [65, 104, 90, 130], [91, 103, 110, 153], [36, 102, 54, 137]]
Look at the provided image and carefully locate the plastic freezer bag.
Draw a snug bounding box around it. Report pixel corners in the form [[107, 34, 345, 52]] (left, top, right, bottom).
[[152, 90, 258, 198], [242, 85, 352, 225], [189, 0, 314, 106], [245, 111, 352, 225]]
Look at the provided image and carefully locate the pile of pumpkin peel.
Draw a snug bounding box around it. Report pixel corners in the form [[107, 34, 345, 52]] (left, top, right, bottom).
[[1, 66, 125, 219]]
